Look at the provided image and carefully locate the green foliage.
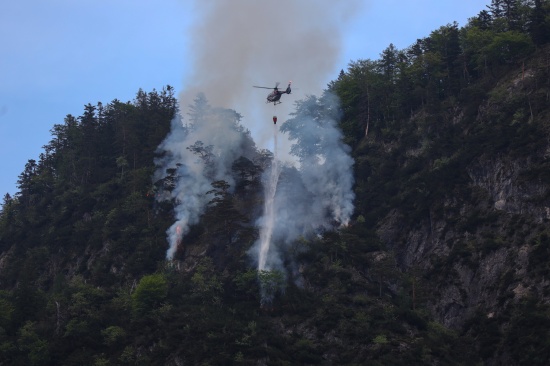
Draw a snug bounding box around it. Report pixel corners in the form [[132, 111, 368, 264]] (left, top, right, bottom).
[[373, 334, 389, 344], [190, 257, 223, 305], [101, 325, 127, 347], [233, 269, 261, 300], [132, 273, 168, 316], [530, 232, 550, 276], [17, 321, 50, 365], [485, 30, 535, 64], [0, 291, 14, 329], [258, 269, 285, 304], [504, 298, 550, 365]]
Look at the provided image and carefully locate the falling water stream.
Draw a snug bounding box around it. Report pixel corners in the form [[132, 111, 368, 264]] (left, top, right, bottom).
[[258, 122, 281, 271]]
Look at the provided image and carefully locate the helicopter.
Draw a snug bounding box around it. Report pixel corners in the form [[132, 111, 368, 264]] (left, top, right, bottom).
[[253, 81, 292, 105]]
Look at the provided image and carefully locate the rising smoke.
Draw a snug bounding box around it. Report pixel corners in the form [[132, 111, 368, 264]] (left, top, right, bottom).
[[250, 92, 355, 275], [154, 96, 258, 259], [155, 1, 359, 300], [181, 0, 362, 148]]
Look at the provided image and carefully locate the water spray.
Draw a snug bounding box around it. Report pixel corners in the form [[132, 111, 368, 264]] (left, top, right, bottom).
[[258, 119, 280, 271]]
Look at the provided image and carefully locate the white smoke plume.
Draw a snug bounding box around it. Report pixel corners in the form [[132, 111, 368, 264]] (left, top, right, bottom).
[[283, 92, 355, 226], [155, 1, 360, 264], [181, 0, 362, 150], [250, 92, 355, 276], [154, 97, 258, 259]]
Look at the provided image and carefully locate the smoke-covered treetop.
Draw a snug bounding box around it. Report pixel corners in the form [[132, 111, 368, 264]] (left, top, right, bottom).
[[154, 89, 354, 275]]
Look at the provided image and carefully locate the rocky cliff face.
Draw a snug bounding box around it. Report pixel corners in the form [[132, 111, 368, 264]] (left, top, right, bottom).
[[373, 52, 550, 339]]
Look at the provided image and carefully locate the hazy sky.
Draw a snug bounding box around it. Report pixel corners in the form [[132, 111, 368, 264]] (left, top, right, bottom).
[[0, 0, 490, 197]]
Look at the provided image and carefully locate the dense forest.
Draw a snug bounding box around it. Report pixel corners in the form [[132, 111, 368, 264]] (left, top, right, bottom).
[[2, 0, 550, 364]]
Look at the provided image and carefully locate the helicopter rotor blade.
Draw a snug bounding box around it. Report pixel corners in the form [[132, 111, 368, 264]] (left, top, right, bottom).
[[253, 86, 274, 89]]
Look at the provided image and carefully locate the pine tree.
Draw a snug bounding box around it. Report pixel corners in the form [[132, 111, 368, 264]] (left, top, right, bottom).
[[530, 0, 550, 44]]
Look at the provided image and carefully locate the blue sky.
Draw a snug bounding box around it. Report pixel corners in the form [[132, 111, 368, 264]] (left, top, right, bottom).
[[0, 0, 490, 198]]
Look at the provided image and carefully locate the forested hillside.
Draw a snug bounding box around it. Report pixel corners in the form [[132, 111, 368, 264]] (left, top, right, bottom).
[[1, 1, 550, 365]]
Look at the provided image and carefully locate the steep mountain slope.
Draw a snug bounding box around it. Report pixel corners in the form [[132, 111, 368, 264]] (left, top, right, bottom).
[[336, 42, 550, 366], [0, 87, 477, 366], [2, 2, 550, 365]]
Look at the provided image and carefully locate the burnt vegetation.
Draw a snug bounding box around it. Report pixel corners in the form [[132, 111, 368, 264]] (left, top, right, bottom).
[[2, 1, 550, 364]]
